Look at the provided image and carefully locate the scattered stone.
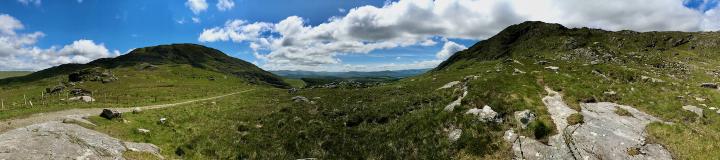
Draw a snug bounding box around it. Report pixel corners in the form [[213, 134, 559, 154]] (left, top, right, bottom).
[[137, 128, 150, 134], [132, 107, 142, 114], [466, 105, 501, 123], [99, 109, 121, 120], [444, 98, 462, 112], [640, 76, 665, 83], [700, 83, 718, 89], [536, 60, 549, 65], [292, 96, 310, 103], [514, 110, 536, 129], [544, 66, 560, 72], [68, 96, 95, 103], [682, 105, 703, 117], [159, 118, 167, 124], [695, 97, 706, 102], [437, 81, 461, 90], [603, 91, 617, 96], [513, 68, 526, 75], [288, 88, 299, 94], [447, 128, 462, 142]]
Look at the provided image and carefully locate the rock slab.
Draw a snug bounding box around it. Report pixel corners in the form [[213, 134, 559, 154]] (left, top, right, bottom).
[[0, 121, 161, 160]]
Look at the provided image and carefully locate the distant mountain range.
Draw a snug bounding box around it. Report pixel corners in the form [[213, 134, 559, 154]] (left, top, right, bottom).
[[271, 69, 430, 79]]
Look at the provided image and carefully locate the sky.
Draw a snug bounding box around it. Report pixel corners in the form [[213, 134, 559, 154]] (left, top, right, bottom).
[[0, 0, 718, 72]]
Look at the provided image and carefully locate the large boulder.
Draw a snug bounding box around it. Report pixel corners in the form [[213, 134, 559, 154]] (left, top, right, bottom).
[[466, 105, 501, 123], [100, 109, 121, 120], [0, 121, 162, 159], [682, 105, 703, 117], [68, 96, 95, 103], [292, 96, 309, 103]]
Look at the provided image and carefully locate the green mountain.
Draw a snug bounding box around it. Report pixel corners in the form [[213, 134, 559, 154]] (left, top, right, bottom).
[[1, 44, 289, 88]]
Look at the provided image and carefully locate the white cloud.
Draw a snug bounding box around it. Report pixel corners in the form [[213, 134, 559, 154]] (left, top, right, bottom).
[[186, 0, 208, 15], [17, 0, 41, 6], [338, 8, 346, 13], [191, 17, 201, 23], [176, 18, 186, 24], [201, 0, 720, 71], [703, 7, 720, 30], [217, 0, 235, 11], [0, 14, 24, 35], [436, 40, 467, 59], [0, 14, 119, 71]]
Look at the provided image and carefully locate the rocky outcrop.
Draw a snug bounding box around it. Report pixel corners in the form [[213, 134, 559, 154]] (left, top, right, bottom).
[[437, 81, 461, 90], [0, 121, 161, 160], [466, 105, 501, 123], [504, 87, 672, 160], [514, 110, 536, 129]]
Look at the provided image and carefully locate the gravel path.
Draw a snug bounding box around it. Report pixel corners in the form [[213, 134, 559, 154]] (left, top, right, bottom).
[[0, 89, 253, 133]]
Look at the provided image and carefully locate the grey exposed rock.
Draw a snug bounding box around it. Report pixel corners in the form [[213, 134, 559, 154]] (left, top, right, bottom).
[[123, 142, 162, 158], [447, 128, 462, 142], [100, 109, 121, 120], [682, 105, 703, 117], [466, 105, 501, 123], [545, 66, 560, 72], [437, 81, 460, 90], [641, 76, 665, 83], [69, 96, 95, 102], [514, 110, 536, 129], [137, 128, 150, 134], [159, 118, 167, 124], [292, 96, 310, 103], [132, 107, 142, 114], [0, 121, 161, 160], [505, 87, 672, 160]]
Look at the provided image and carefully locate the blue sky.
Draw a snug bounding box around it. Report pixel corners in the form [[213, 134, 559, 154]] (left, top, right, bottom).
[[0, 0, 718, 71]]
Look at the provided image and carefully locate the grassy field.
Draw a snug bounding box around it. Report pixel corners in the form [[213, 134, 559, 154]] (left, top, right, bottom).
[[0, 71, 31, 79], [2, 23, 720, 159], [0, 64, 253, 120]]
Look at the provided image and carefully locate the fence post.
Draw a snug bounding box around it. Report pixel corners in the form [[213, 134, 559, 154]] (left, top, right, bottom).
[[23, 94, 27, 106]]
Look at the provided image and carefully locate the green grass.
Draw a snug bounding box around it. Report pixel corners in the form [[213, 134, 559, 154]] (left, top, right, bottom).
[[0, 64, 255, 120], [0, 71, 31, 79], [282, 78, 306, 88]]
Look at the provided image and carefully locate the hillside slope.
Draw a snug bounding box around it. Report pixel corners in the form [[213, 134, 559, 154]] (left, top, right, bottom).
[[1, 44, 289, 88]]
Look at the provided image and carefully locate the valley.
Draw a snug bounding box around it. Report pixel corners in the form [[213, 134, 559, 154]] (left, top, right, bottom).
[[1, 21, 719, 159]]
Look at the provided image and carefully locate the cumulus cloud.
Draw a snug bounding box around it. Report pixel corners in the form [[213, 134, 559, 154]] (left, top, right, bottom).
[[217, 0, 235, 11], [436, 40, 467, 59], [186, 0, 208, 15], [200, 0, 720, 71], [192, 17, 201, 23], [0, 14, 119, 71]]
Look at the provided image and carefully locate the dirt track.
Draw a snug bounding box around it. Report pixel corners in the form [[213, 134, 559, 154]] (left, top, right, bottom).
[[0, 89, 253, 133]]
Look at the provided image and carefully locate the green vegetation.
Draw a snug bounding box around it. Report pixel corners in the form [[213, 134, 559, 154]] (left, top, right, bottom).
[[615, 107, 632, 116], [283, 78, 306, 88], [567, 113, 584, 125], [2, 22, 720, 159], [0, 71, 31, 79]]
